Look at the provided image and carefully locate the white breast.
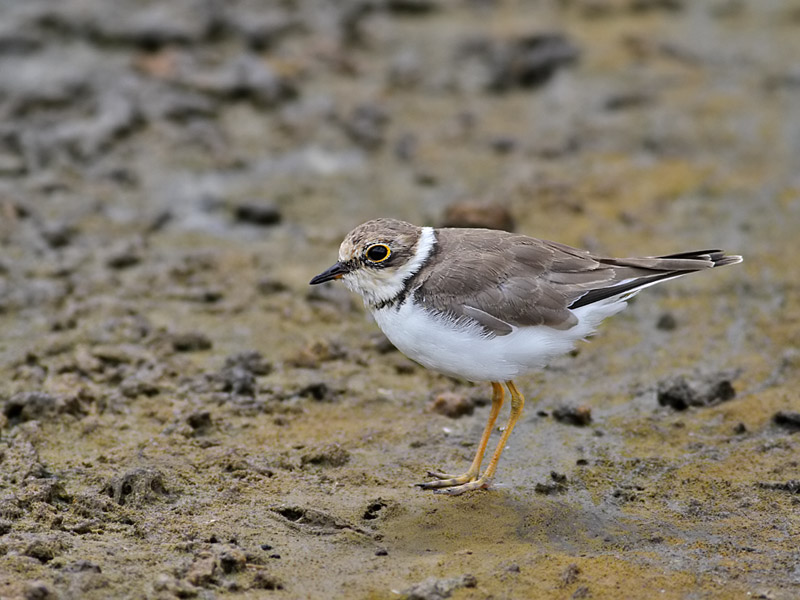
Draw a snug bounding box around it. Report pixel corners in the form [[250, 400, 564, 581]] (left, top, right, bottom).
[[371, 297, 629, 382]]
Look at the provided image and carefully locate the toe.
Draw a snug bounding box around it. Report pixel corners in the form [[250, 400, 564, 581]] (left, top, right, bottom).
[[426, 470, 459, 480], [433, 479, 491, 495], [416, 477, 467, 490]]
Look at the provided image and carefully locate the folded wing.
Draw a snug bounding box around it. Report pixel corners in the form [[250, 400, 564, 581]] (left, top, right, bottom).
[[411, 228, 741, 336]]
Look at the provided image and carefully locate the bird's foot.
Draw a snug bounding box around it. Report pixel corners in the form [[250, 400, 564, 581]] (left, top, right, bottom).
[[415, 469, 488, 493], [430, 477, 492, 496]]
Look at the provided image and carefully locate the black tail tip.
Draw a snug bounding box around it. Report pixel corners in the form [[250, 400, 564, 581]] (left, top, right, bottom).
[[711, 254, 743, 268]]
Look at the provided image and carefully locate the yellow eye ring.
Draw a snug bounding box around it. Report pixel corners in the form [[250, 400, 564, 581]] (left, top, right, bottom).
[[365, 244, 391, 263]]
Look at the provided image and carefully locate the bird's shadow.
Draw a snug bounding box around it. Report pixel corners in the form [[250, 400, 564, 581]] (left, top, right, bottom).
[[382, 490, 681, 558]]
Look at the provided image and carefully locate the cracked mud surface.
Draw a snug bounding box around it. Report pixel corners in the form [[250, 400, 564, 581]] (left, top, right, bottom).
[[1, 1, 798, 598]]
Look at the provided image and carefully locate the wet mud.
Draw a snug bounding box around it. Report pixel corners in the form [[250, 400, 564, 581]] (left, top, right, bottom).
[[1, 1, 799, 598]]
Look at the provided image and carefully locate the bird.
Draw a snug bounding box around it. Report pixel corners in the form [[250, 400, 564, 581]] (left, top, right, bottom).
[[309, 218, 742, 495]]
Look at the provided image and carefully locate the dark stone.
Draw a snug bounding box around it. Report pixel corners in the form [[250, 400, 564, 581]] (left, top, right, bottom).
[[106, 245, 142, 270], [757, 480, 800, 494], [552, 405, 592, 426], [187, 411, 212, 431], [630, 0, 684, 12], [3, 392, 59, 423], [297, 382, 332, 402], [233, 202, 282, 226], [535, 471, 568, 495], [772, 411, 800, 433], [656, 312, 678, 330], [489, 135, 517, 154], [171, 332, 213, 352], [41, 223, 77, 249], [386, 0, 441, 14], [656, 372, 737, 410], [604, 92, 652, 111], [459, 33, 580, 92]]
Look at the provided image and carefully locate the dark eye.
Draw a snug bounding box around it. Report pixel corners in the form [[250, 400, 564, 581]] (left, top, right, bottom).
[[365, 244, 391, 263]]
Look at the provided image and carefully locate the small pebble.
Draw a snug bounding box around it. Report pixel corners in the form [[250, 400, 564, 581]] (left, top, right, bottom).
[[552, 405, 592, 426], [440, 201, 515, 231], [657, 372, 736, 410], [171, 332, 213, 352], [429, 391, 475, 418], [656, 312, 677, 330], [772, 411, 800, 433], [535, 471, 568, 495], [234, 202, 282, 226]]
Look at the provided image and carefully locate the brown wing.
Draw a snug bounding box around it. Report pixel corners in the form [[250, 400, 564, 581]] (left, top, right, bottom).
[[411, 228, 735, 335]]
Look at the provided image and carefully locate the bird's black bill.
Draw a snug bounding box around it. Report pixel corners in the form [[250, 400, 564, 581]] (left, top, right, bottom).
[[309, 262, 348, 285]]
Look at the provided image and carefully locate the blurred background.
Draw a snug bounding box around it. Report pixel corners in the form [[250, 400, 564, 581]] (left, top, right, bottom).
[[0, 1, 798, 598]]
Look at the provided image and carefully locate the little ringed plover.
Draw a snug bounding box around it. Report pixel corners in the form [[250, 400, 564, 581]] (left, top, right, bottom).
[[310, 218, 742, 495]]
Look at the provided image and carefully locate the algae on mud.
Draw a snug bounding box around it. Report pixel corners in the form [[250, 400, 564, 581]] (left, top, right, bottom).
[[1, 1, 799, 599]]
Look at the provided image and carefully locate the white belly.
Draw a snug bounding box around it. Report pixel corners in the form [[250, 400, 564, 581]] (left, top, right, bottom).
[[371, 298, 628, 382]]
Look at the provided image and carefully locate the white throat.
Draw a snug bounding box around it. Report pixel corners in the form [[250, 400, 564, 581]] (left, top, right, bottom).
[[343, 226, 436, 308]]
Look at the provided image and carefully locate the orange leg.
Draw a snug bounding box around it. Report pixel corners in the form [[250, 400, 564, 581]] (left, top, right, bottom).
[[420, 380, 525, 495], [417, 382, 505, 489]]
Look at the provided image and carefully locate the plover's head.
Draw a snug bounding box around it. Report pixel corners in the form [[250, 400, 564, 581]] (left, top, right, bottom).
[[309, 218, 434, 307]]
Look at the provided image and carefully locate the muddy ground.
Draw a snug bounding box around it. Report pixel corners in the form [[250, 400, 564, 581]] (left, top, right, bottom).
[[1, 1, 799, 599]]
